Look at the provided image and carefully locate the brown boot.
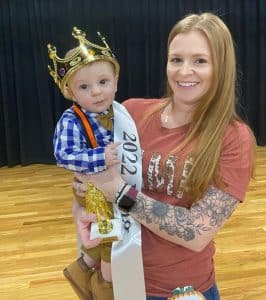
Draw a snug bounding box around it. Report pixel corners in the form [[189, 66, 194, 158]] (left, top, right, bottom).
[[90, 271, 114, 300], [63, 255, 94, 300]]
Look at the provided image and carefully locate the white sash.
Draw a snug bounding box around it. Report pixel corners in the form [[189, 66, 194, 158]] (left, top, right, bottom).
[[112, 101, 146, 300]]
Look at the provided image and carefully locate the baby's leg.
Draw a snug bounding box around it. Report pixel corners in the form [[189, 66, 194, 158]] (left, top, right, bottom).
[[101, 260, 112, 282], [90, 270, 114, 300], [83, 253, 96, 268], [63, 254, 95, 300], [100, 242, 112, 282], [63, 245, 101, 300]]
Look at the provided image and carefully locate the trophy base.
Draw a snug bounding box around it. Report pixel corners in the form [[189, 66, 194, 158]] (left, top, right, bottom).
[[90, 219, 122, 244]]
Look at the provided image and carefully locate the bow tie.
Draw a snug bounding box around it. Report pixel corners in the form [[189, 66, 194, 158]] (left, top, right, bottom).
[[96, 106, 114, 131]]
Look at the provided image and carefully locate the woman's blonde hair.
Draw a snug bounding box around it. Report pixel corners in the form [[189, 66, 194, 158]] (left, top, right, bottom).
[[156, 12, 256, 202]]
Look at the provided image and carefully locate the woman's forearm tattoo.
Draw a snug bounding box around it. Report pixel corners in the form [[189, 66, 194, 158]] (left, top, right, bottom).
[[131, 187, 238, 241]]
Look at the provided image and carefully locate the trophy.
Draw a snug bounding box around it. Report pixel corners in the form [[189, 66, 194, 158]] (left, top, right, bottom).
[[168, 286, 206, 300], [85, 183, 122, 243]]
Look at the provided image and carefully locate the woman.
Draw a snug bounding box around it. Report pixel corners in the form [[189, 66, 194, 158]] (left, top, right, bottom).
[[72, 12, 256, 300]]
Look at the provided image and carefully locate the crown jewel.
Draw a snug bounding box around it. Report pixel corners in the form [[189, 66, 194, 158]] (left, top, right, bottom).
[[47, 27, 119, 97]]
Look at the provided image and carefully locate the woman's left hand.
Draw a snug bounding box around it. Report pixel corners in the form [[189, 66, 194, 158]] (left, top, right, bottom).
[[73, 165, 125, 203]]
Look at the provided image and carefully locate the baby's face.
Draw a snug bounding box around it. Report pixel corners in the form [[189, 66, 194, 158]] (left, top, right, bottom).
[[67, 60, 118, 113]]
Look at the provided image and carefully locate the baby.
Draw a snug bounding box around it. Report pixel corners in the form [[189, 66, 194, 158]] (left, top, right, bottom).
[[48, 27, 121, 300]]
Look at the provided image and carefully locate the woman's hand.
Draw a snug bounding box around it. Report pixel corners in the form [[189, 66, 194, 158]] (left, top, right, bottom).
[[73, 165, 126, 203], [72, 200, 102, 248]]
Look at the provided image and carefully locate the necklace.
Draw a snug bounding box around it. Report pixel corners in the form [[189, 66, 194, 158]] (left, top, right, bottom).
[[163, 106, 170, 123]]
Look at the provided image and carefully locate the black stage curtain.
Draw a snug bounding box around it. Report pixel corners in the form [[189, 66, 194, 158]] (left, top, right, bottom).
[[0, 0, 265, 167]]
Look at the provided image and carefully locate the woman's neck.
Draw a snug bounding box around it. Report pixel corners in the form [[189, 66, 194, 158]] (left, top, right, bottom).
[[161, 101, 194, 128]]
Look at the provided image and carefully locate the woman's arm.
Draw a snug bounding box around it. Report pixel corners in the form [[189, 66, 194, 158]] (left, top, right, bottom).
[[73, 168, 239, 252], [130, 186, 238, 252]]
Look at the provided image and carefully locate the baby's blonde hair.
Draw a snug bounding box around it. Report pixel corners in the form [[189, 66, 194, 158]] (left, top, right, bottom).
[[63, 47, 119, 100]]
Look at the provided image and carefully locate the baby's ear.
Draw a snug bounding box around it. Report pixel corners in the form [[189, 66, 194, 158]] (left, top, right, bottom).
[[63, 85, 74, 100]]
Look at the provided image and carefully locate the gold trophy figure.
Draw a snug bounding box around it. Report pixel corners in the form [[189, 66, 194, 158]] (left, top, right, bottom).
[[86, 182, 122, 243]]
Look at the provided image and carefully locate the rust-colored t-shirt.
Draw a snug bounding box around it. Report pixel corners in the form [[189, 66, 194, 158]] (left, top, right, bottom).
[[123, 98, 254, 297]]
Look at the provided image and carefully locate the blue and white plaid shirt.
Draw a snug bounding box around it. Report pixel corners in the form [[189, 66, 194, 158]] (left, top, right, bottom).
[[53, 106, 113, 174]]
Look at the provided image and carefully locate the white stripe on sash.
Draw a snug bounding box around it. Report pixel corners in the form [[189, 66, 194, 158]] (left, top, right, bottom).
[[112, 101, 146, 300]]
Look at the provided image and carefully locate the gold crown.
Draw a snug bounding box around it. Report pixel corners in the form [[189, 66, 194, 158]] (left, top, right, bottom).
[[47, 27, 120, 96]]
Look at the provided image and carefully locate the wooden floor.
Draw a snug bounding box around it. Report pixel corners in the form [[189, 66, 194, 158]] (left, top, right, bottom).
[[0, 147, 265, 300]]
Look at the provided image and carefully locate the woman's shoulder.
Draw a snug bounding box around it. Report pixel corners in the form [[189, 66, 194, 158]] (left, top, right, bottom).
[[122, 98, 164, 114], [221, 119, 256, 162], [224, 120, 255, 145], [219, 120, 256, 201], [122, 98, 164, 109]]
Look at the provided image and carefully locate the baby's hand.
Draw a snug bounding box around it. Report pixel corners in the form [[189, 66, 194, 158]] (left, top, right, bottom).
[[105, 142, 121, 168]]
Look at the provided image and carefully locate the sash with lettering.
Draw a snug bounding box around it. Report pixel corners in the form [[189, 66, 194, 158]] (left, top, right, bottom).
[[112, 100, 145, 300]]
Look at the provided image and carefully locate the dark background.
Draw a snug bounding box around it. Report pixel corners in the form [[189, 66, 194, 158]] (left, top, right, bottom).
[[0, 0, 265, 167]]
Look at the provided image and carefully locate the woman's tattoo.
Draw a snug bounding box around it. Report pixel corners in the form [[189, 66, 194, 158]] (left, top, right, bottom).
[[131, 187, 238, 241]]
